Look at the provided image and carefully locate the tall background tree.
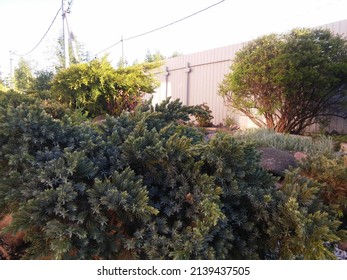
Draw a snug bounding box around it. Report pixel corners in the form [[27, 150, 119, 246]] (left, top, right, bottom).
[[32, 70, 54, 92], [14, 58, 34, 92], [144, 50, 182, 62], [219, 28, 347, 134], [55, 33, 90, 70], [0, 74, 8, 92], [145, 49, 165, 63]]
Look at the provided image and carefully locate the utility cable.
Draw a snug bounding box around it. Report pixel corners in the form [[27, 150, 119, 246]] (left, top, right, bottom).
[[125, 0, 225, 41], [95, 0, 226, 56], [15, 7, 62, 57], [95, 40, 123, 57]]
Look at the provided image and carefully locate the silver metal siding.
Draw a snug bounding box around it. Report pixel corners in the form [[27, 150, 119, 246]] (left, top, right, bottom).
[[154, 19, 347, 133]]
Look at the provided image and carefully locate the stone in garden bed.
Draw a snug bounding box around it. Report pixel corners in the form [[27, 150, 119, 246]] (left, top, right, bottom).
[[258, 147, 298, 177]]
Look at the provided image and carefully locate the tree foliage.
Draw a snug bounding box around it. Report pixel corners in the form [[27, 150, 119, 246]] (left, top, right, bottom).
[[54, 33, 90, 70], [0, 78, 8, 92], [219, 28, 347, 134], [299, 155, 347, 232], [14, 58, 34, 92], [51, 57, 160, 117], [269, 170, 346, 259], [33, 70, 54, 92], [145, 49, 165, 63]]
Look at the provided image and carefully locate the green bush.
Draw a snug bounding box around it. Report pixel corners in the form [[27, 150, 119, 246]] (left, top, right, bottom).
[[192, 103, 213, 127], [0, 89, 36, 108], [330, 134, 347, 151], [200, 133, 277, 259], [0, 90, 88, 124], [300, 156, 347, 206], [299, 156, 347, 232], [51, 58, 160, 118], [0, 97, 219, 259], [219, 28, 347, 134], [268, 170, 346, 259], [0, 96, 345, 259]]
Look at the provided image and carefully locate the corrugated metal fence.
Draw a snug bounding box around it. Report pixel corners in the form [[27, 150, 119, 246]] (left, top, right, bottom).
[[152, 19, 347, 133]]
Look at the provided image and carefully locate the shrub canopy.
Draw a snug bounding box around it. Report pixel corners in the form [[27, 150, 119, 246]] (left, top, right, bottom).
[[51, 57, 160, 118], [219, 28, 347, 134]]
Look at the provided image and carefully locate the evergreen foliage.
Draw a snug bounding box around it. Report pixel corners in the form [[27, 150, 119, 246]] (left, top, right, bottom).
[[33, 70, 54, 92], [51, 57, 160, 117], [300, 156, 347, 207], [54, 33, 90, 70], [268, 170, 346, 259], [14, 58, 34, 93], [0, 79, 8, 92], [193, 103, 214, 127], [299, 156, 347, 231], [201, 133, 277, 259], [0, 93, 345, 259]]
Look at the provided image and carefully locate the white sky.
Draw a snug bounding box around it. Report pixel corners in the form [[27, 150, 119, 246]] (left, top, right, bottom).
[[1, 0, 347, 78]]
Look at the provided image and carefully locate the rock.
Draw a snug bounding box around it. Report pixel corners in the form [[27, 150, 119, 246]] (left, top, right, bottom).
[[338, 242, 347, 251], [294, 151, 307, 162], [340, 142, 347, 154], [258, 147, 298, 177], [92, 115, 106, 123], [335, 246, 347, 260], [204, 132, 216, 141]]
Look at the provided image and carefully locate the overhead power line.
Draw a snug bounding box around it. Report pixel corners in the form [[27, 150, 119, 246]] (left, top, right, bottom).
[[15, 7, 62, 57], [95, 0, 226, 56], [95, 40, 122, 56], [125, 0, 226, 41]]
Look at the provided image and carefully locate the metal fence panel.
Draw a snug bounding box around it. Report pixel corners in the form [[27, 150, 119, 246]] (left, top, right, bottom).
[[153, 19, 347, 133]]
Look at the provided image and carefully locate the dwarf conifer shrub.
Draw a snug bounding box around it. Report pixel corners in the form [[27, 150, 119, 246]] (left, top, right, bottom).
[[200, 133, 277, 259], [299, 156, 347, 206], [0, 97, 219, 259], [299, 156, 347, 231], [0, 95, 345, 259], [268, 170, 346, 259], [193, 103, 213, 127]]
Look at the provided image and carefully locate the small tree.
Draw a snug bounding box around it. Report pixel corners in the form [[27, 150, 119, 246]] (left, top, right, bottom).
[[0, 76, 8, 92], [33, 70, 54, 92], [14, 58, 34, 92], [219, 28, 347, 134], [54, 33, 90, 70], [145, 49, 165, 63]]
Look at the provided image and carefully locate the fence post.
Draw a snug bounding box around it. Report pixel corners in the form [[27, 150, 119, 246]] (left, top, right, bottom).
[[165, 66, 170, 99], [185, 63, 191, 105]]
